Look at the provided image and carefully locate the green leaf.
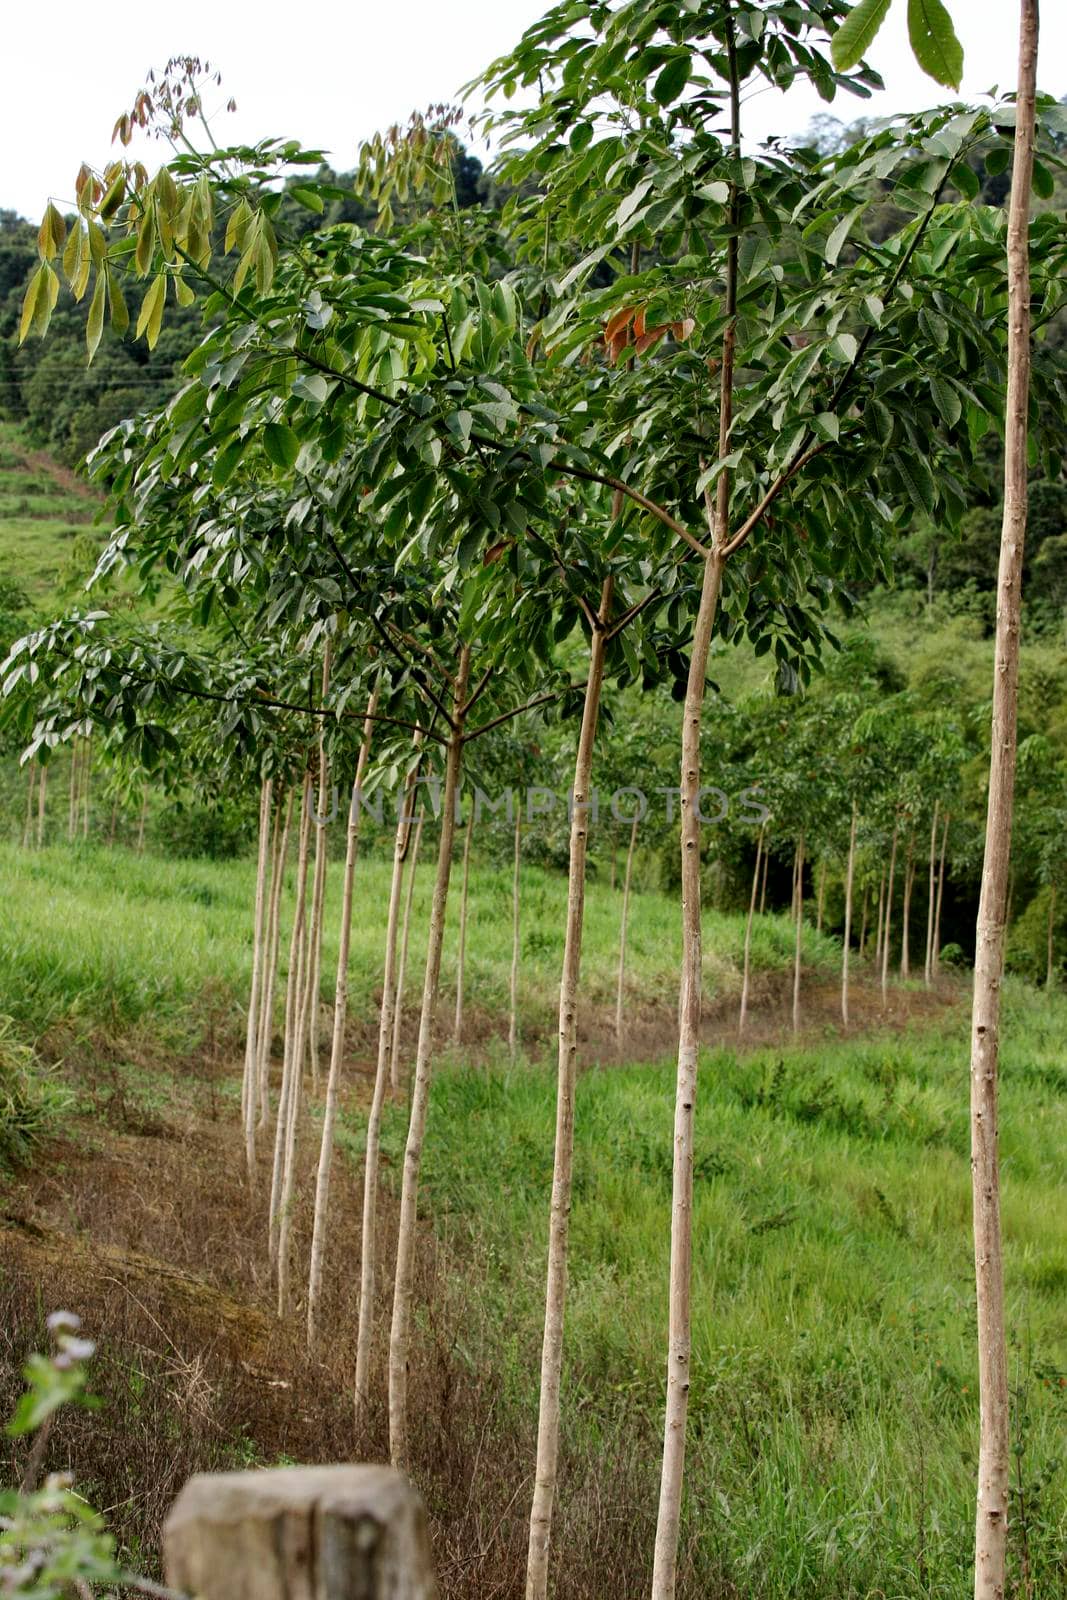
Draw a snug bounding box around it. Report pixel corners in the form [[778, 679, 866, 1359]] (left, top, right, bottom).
[[929, 374, 961, 427], [263, 422, 300, 470], [906, 0, 964, 90], [37, 201, 67, 261], [813, 412, 840, 442], [213, 434, 249, 486], [1031, 159, 1055, 201], [950, 161, 980, 200], [86, 270, 106, 364], [653, 52, 691, 107], [895, 449, 936, 516], [106, 267, 129, 336], [135, 273, 166, 349], [830, 0, 892, 71], [984, 144, 1010, 178], [824, 203, 865, 266], [290, 185, 325, 213]]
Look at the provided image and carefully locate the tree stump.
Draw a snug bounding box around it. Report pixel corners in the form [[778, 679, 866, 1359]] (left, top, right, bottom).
[[163, 1464, 436, 1599]]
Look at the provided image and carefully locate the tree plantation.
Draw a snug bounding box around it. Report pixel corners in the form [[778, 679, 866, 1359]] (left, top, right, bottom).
[[0, 2, 1065, 1597]]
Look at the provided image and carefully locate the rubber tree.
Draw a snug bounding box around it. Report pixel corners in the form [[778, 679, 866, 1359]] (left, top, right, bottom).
[[476, 3, 1067, 1591]]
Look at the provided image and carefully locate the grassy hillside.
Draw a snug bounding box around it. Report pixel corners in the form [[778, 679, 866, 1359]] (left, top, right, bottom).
[[0, 840, 839, 1049], [0, 421, 105, 606]]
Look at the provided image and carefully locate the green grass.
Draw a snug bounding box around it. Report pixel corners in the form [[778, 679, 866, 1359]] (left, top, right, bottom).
[[0, 839, 833, 1044], [371, 991, 1067, 1597]]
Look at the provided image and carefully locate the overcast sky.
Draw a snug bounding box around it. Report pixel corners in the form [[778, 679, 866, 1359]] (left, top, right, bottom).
[[5, 1, 1065, 221]]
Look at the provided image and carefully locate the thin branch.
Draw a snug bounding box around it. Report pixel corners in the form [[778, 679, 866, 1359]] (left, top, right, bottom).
[[464, 682, 585, 743], [605, 586, 662, 641]]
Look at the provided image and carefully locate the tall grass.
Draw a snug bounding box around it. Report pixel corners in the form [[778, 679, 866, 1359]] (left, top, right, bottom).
[[0, 841, 837, 1044], [370, 990, 1067, 1596]]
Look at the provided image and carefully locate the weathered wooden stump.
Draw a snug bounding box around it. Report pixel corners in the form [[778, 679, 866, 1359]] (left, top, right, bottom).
[[163, 1464, 436, 1599]]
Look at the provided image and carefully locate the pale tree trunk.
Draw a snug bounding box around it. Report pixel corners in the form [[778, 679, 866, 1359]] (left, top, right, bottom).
[[35, 763, 47, 850], [842, 802, 857, 1028], [277, 772, 317, 1317], [859, 883, 869, 960], [80, 736, 90, 839], [815, 861, 826, 934], [307, 678, 380, 1354], [900, 839, 915, 981], [874, 869, 885, 968], [452, 808, 475, 1047], [1048, 887, 1057, 989], [391, 805, 425, 1091], [353, 759, 421, 1414], [924, 801, 940, 988], [880, 821, 898, 1008], [389, 647, 471, 1469], [68, 742, 79, 841], [22, 761, 37, 849], [652, 39, 742, 1573], [306, 651, 332, 1095], [792, 836, 805, 1035], [738, 824, 764, 1037], [243, 777, 273, 1181], [934, 812, 950, 976], [269, 774, 311, 1272], [525, 579, 614, 1600], [615, 811, 640, 1049], [257, 787, 293, 1129], [652, 542, 726, 1600], [971, 9, 1037, 1594], [509, 806, 522, 1060], [758, 840, 769, 916]]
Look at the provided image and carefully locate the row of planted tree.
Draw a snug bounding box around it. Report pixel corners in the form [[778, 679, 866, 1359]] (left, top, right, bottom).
[[2, 2, 1063, 1596]]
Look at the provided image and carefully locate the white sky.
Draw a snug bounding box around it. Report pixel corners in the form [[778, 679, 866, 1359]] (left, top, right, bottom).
[[4, 0, 1065, 221]]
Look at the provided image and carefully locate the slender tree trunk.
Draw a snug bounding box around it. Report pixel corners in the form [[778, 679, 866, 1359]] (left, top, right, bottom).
[[652, 29, 741, 1575], [307, 679, 379, 1354], [136, 794, 147, 853], [389, 648, 471, 1469], [738, 825, 764, 1037], [22, 762, 37, 850], [859, 883, 869, 960], [452, 807, 475, 1047], [257, 787, 293, 1128], [874, 869, 885, 967], [881, 821, 899, 1008], [758, 839, 769, 915], [391, 805, 425, 1090], [80, 737, 90, 840], [652, 545, 726, 1600], [615, 812, 640, 1049], [68, 742, 79, 841], [1047, 887, 1057, 989], [900, 839, 915, 981], [353, 758, 421, 1414], [306, 655, 332, 1096], [815, 860, 826, 934], [525, 577, 615, 1600], [971, 10, 1037, 1593], [842, 802, 857, 1028], [925, 801, 940, 988], [509, 806, 522, 1060], [934, 812, 950, 976], [243, 777, 273, 1181], [35, 763, 47, 850], [276, 773, 316, 1316], [269, 775, 311, 1270], [792, 836, 805, 1035]]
